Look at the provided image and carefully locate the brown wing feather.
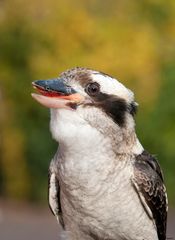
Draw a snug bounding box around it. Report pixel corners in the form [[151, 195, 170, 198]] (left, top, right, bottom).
[[132, 151, 168, 240]]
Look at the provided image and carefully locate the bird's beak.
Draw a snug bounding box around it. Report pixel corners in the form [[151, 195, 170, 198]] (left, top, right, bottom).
[[31, 78, 84, 109]]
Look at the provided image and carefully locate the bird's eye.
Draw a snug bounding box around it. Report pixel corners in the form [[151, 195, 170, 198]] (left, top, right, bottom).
[[85, 82, 100, 96]]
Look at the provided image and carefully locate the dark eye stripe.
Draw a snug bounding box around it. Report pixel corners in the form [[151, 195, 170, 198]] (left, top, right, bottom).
[[96, 94, 128, 127]]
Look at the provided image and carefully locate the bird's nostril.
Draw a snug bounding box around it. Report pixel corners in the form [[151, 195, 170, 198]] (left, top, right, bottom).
[[46, 86, 50, 91]]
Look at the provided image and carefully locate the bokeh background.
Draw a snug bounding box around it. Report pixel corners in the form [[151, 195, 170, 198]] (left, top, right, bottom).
[[0, 0, 175, 239]]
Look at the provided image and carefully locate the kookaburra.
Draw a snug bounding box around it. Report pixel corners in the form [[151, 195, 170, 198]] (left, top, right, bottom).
[[32, 67, 168, 240]]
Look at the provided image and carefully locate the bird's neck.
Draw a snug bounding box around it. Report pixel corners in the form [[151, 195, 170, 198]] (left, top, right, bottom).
[[53, 127, 143, 165], [113, 128, 143, 156], [50, 109, 143, 163]]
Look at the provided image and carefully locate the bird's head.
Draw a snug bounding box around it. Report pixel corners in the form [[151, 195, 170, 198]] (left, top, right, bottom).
[[32, 67, 138, 149]]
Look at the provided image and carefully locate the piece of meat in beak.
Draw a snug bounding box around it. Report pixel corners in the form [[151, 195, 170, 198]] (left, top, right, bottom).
[[31, 78, 84, 109]]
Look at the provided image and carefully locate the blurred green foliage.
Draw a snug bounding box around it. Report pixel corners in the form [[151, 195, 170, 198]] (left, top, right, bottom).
[[0, 0, 175, 205]]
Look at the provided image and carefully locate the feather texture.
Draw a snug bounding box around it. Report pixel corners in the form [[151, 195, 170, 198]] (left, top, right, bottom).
[[132, 151, 168, 240]]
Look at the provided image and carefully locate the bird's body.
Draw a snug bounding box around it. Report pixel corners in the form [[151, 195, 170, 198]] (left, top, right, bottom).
[[32, 67, 167, 240], [50, 150, 157, 240]]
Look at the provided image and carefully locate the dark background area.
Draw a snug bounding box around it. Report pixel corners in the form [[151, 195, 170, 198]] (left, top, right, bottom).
[[0, 200, 174, 239]]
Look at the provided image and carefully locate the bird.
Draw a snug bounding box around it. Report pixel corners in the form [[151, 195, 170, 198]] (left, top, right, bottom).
[[32, 67, 168, 240]]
